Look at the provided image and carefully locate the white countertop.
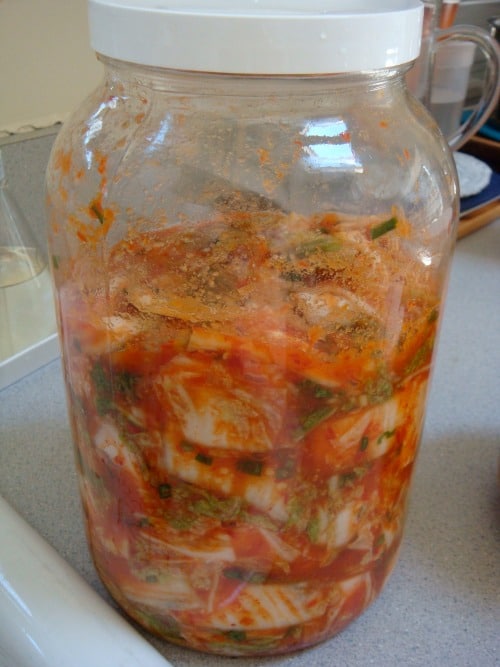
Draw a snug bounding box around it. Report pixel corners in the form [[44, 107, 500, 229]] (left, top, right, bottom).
[[1, 221, 499, 667]]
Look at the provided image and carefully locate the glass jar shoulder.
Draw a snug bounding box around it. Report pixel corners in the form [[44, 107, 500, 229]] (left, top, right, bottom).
[[46, 69, 458, 264]]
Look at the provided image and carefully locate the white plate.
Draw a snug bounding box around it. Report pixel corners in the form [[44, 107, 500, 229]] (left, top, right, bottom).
[[454, 151, 492, 198]]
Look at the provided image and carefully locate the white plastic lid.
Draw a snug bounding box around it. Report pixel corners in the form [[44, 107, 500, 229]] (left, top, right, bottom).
[[88, 0, 424, 74]]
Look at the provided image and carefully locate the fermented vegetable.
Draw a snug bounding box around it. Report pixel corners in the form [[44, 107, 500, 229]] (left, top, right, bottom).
[[57, 208, 439, 655]]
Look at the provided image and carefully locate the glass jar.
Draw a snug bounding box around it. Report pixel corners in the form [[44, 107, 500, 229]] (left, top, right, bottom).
[[46, 0, 458, 657]]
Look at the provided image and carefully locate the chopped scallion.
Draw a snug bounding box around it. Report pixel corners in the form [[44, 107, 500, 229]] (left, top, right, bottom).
[[360, 435, 369, 451], [158, 483, 172, 499], [428, 308, 439, 323], [90, 202, 105, 224], [236, 459, 263, 476], [195, 452, 213, 466], [296, 235, 341, 258], [377, 429, 395, 444], [299, 379, 334, 399], [281, 270, 304, 283], [306, 516, 321, 543], [223, 567, 267, 584], [225, 630, 247, 642], [295, 406, 333, 439], [370, 216, 397, 240]]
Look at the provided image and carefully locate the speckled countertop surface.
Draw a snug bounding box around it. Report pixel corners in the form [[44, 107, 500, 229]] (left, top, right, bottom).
[[1, 221, 499, 667]]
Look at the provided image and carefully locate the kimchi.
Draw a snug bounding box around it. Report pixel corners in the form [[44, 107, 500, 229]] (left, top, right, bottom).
[[56, 208, 440, 655]]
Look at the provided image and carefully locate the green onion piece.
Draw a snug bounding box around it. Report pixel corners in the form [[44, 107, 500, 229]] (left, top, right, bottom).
[[338, 466, 367, 487], [90, 202, 105, 224], [295, 406, 333, 439], [285, 497, 304, 528], [306, 516, 321, 544], [195, 452, 213, 466], [167, 515, 194, 530], [281, 270, 304, 283], [223, 567, 247, 581], [225, 630, 247, 642], [158, 483, 172, 499], [95, 395, 112, 416], [285, 625, 302, 640], [296, 235, 341, 258], [90, 362, 113, 416], [339, 471, 357, 487], [405, 341, 431, 374], [360, 435, 369, 451], [314, 386, 334, 399], [428, 308, 439, 323], [223, 568, 267, 584], [364, 374, 393, 404], [299, 379, 334, 399], [90, 362, 110, 394], [114, 370, 137, 396], [377, 429, 395, 444], [236, 459, 263, 476], [52, 255, 60, 270], [192, 495, 242, 521], [370, 216, 397, 240]]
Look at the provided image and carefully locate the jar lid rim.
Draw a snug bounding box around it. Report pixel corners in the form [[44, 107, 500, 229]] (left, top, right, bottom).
[[88, 0, 424, 74]]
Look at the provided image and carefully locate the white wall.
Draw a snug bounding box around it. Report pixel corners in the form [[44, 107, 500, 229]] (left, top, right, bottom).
[[0, 0, 102, 136], [0, 0, 497, 137]]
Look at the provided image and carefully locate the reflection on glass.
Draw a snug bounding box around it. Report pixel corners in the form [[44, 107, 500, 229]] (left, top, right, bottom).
[[300, 119, 361, 171]]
